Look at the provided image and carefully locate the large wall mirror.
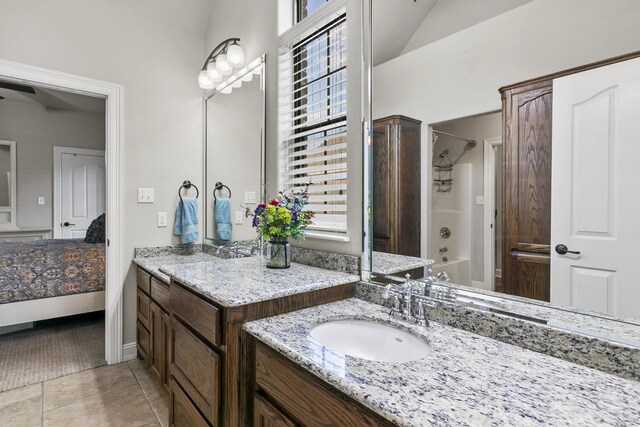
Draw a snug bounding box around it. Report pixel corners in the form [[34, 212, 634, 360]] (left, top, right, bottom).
[[0, 140, 17, 230], [204, 56, 265, 244], [364, 0, 640, 328]]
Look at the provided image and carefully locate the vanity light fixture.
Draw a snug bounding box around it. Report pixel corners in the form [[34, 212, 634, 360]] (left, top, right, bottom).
[[198, 38, 245, 89], [206, 56, 263, 95]]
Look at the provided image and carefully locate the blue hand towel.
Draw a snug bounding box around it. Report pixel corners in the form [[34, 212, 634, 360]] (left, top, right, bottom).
[[173, 198, 199, 244], [215, 197, 232, 241]]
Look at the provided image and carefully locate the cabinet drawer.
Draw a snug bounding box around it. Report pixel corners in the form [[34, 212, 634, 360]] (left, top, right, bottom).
[[255, 342, 391, 427], [170, 281, 221, 347], [136, 320, 150, 363], [150, 277, 171, 313], [137, 288, 150, 330], [170, 379, 210, 427], [137, 267, 151, 294], [169, 317, 220, 425]]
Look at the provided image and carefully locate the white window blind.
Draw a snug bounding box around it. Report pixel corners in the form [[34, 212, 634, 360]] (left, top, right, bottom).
[[279, 9, 348, 233]]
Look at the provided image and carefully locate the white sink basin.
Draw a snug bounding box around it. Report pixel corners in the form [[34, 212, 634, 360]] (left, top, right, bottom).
[[310, 319, 430, 363]]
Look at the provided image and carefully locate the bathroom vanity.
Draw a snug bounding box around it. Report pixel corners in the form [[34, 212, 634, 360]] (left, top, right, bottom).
[[245, 298, 640, 426], [134, 250, 358, 427]]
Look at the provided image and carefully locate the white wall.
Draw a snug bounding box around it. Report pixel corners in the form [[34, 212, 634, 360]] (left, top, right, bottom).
[[205, 0, 363, 256], [0, 0, 204, 344], [432, 112, 501, 282], [373, 0, 640, 279], [0, 100, 105, 229]]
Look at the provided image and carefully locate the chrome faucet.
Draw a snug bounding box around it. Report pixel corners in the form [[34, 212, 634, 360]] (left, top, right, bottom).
[[417, 267, 457, 303], [383, 274, 435, 326], [215, 241, 240, 258]]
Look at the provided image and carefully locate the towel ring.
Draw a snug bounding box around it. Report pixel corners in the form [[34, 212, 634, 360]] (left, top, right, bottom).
[[213, 182, 231, 201], [178, 180, 199, 204]]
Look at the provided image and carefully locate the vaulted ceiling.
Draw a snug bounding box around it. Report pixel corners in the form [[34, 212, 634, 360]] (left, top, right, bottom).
[[373, 0, 534, 66]]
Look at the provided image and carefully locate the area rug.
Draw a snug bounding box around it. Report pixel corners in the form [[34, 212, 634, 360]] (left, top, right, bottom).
[[0, 311, 106, 392]]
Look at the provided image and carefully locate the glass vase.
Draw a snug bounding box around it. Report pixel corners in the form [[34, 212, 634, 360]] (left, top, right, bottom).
[[265, 238, 290, 269]]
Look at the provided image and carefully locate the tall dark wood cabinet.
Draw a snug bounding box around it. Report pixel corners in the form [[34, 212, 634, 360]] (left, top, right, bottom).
[[372, 115, 421, 257], [500, 80, 553, 302]]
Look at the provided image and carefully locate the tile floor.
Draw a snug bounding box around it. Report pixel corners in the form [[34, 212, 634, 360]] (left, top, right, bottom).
[[0, 359, 168, 427]]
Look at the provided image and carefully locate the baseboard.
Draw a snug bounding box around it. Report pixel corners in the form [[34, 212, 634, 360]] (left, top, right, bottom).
[[122, 342, 137, 362]]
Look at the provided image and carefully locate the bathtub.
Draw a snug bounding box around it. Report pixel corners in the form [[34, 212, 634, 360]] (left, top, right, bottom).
[[430, 257, 471, 287]]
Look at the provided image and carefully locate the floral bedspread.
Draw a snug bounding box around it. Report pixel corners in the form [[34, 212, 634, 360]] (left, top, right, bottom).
[[0, 239, 105, 304]]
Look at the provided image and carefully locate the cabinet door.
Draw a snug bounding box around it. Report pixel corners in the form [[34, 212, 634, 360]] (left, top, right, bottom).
[[149, 302, 163, 381], [372, 121, 392, 251], [136, 320, 150, 363], [170, 379, 210, 427], [169, 317, 220, 425], [254, 394, 297, 427], [502, 81, 552, 301]]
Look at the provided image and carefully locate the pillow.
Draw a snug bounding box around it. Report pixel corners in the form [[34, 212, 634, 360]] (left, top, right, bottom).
[[85, 213, 106, 243]]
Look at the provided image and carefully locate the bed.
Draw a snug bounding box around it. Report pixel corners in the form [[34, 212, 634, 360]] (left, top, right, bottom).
[[0, 239, 105, 327]]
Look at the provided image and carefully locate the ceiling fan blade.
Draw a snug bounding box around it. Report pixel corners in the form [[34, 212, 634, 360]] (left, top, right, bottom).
[[0, 81, 36, 94]]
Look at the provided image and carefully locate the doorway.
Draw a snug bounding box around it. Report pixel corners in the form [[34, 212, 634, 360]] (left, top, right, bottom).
[[0, 59, 124, 364]]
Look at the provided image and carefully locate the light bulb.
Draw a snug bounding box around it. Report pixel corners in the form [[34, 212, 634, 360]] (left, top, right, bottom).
[[198, 70, 214, 89], [206, 62, 223, 83], [241, 71, 253, 82], [221, 86, 233, 94], [231, 79, 242, 88], [227, 43, 245, 68], [216, 53, 232, 76]]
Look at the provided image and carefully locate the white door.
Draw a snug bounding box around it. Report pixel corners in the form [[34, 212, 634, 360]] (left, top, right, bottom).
[[551, 57, 640, 319], [54, 147, 106, 239]]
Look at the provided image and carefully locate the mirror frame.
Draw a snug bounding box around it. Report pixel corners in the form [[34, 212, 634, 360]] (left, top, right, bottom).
[[202, 55, 266, 244], [0, 139, 18, 231]]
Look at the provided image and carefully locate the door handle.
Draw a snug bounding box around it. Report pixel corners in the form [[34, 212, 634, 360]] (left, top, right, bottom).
[[555, 244, 580, 255], [62, 222, 76, 227]]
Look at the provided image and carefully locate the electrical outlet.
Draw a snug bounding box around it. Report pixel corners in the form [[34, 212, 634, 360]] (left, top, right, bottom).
[[157, 212, 167, 227], [37, 196, 45, 205], [138, 188, 154, 203], [235, 212, 243, 225], [244, 191, 256, 204]]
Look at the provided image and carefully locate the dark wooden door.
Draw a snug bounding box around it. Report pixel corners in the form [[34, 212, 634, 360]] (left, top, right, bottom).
[[501, 80, 552, 301]]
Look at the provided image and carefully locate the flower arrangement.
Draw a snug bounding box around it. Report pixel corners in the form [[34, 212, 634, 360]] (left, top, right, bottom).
[[252, 189, 314, 241]]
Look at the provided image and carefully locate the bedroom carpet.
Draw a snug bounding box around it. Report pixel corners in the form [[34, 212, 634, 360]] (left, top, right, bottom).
[[0, 312, 106, 392]]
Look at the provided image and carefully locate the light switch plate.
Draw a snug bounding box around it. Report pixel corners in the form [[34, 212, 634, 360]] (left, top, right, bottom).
[[244, 191, 256, 204], [138, 188, 154, 203], [235, 212, 243, 225], [475, 196, 485, 205], [157, 212, 167, 227], [37, 196, 45, 205]]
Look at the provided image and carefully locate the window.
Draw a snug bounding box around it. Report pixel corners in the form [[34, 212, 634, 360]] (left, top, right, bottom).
[[296, 0, 329, 22], [280, 6, 348, 234]]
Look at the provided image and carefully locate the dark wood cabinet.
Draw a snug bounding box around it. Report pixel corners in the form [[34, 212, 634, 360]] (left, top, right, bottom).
[[136, 269, 170, 388], [252, 341, 392, 427], [373, 115, 422, 257], [137, 265, 354, 427], [253, 394, 297, 427], [500, 80, 553, 301]]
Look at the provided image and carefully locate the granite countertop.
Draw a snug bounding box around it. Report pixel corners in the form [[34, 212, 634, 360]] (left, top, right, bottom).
[[157, 257, 359, 307], [372, 251, 433, 275], [244, 298, 640, 426], [134, 252, 217, 284], [443, 283, 640, 348]]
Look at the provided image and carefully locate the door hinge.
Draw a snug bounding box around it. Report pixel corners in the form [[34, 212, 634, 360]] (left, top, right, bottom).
[[107, 239, 110, 247]]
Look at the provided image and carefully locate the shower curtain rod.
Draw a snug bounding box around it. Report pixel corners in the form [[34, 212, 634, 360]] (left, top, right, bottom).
[[432, 129, 476, 144]]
